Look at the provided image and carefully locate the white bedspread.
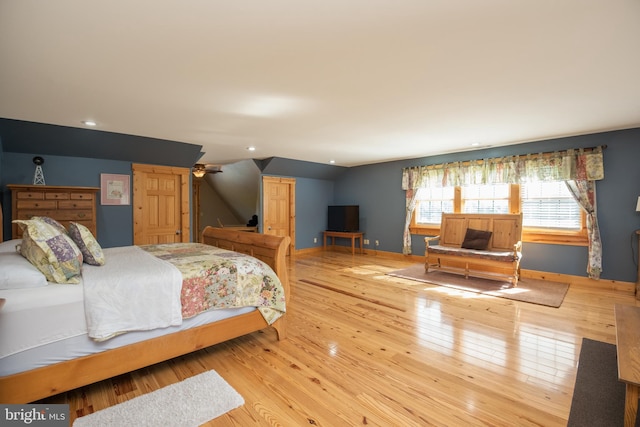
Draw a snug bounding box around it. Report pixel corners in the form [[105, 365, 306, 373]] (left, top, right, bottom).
[[83, 246, 183, 341]]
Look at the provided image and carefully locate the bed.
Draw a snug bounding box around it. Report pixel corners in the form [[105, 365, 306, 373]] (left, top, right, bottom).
[[0, 217, 290, 404]]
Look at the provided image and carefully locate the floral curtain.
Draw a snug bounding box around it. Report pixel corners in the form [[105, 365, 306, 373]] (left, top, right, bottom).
[[401, 147, 605, 278], [403, 188, 419, 255], [565, 180, 602, 279], [402, 147, 604, 190]]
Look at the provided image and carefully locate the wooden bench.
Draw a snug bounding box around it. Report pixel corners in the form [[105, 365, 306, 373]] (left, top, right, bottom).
[[425, 213, 523, 286], [614, 304, 640, 427]]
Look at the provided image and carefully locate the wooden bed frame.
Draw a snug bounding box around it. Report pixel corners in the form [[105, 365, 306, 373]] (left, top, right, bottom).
[[0, 226, 290, 404]]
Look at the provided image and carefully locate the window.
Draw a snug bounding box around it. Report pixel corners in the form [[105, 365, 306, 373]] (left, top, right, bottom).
[[521, 181, 581, 229], [411, 182, 587, 245], [462, 184, 509, 214], [415, 186, 454, 225]]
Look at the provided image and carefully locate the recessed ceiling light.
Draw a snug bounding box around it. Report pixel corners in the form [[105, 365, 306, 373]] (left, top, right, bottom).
[[246, 146, 256, 151], [471, 142, 480, 147], [82, 120, 97, 126], [329, 160, 336, 164]]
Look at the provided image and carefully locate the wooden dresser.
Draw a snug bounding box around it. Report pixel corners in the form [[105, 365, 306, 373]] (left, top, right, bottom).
[[8, 184, 100, 239]]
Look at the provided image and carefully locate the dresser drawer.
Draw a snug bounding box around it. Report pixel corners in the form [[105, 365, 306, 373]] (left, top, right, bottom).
[[16, 200, 57, 209], [16, 191, 44, 200], [58, 200, 94, 209], [54, 210, 93, 221], [44, 193, 69, 200], [45, 192, 70, 200], [16, 210, 62, 220], [70, 193, 95, 200]]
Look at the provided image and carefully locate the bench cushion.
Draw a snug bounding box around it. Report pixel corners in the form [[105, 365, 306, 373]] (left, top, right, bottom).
[[429, 244, 521, 262]]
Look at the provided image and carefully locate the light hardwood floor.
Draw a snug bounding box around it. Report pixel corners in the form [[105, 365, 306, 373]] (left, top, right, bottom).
[[40, 251, 638, 426]]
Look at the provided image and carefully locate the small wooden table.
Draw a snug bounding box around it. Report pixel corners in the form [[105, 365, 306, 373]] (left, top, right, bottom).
[[323, 231, 364, 255], [614, 304, 640, 426]]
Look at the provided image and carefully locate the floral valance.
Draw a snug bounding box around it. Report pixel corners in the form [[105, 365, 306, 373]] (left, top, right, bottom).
[[402, 146, 604, 190]]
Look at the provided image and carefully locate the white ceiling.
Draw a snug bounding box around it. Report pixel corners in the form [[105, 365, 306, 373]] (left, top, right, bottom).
[[1, 1, 639, 167]]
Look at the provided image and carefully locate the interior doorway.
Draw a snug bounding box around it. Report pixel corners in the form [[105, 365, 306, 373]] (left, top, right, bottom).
[[262, 176, 295, 254], [132, 163, 190, 245]]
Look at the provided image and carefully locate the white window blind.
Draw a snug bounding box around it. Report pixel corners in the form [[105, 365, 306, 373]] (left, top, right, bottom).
[[521, 181, 581, 229], [415, 187, 453, 224]]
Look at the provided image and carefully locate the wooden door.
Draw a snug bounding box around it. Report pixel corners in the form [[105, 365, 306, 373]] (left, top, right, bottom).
[[132, 164, 190, 245], [262, 176, 295, 253]]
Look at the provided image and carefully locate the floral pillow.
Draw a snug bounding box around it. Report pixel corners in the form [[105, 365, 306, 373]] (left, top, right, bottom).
[[68, 222, 105, 266], [13, 219, 83, 284], [31, 216, 68, 235]]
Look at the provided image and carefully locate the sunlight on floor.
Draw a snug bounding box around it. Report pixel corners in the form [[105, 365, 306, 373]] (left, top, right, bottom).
[[412, 294, 577, 386]]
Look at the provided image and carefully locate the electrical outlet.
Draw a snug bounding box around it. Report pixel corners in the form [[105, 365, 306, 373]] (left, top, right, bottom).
[[364, 239, 369, 245], [375, 240, 379, 246], [313, 237, 317, 243]]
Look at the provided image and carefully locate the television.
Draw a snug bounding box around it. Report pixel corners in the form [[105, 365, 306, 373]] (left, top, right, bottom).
[[327, 205, 359, 232]]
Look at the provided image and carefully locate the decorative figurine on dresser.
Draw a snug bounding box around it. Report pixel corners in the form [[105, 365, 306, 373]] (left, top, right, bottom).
[[7, 184, 100, 239]]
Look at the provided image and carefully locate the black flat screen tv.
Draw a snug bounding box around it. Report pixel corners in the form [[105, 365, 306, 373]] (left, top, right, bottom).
[[327, 205, 359, 232]]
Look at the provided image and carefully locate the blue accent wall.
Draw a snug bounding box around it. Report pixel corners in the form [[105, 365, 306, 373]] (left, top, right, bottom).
[[1, 119, 639, 283], [294, 177, 334, 249], [2, 153, 134, 247], [331, 128, 640, 282]]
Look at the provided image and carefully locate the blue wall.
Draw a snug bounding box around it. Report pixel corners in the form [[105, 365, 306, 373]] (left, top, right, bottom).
[[332, 128, 640, 282], [1, 153, 135, 247], [292, 177, 334, 249], [2, 123, 639, 282]]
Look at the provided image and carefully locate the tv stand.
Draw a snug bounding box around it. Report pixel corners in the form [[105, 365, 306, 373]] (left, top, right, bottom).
[[323, 231, 364, 255]]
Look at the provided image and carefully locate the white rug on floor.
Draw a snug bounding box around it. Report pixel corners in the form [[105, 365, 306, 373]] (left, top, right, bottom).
[[73, 370, 244, 427]]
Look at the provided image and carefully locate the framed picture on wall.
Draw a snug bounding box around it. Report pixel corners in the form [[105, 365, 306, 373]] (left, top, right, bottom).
[[100, 173, 130, 205]]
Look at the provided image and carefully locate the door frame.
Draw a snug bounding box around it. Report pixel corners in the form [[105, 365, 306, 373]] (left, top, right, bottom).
[[132, 163, 190, 244], [262, 175, 295, 253]]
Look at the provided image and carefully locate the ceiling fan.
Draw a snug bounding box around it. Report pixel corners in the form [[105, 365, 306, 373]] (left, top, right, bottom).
[[192, 163, 223, 178]]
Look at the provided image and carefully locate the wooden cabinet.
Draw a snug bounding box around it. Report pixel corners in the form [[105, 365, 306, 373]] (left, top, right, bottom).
[[8, 184, 99, 239]]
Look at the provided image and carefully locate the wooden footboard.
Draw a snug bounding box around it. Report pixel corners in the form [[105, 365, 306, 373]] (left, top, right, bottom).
[[0, 227, 290, 404]]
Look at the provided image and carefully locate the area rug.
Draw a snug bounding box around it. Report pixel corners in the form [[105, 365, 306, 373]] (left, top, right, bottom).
[[386, 264, 569, 307], [568, 338, 640, 427], [73, 370, 244, 427]]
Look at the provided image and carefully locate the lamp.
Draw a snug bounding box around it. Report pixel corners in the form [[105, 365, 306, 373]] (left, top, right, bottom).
[[636, 196, 640, 212], [192, 165, 206, 178]]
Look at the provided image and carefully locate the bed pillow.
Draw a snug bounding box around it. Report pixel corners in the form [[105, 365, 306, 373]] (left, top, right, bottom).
[[0, 239, 22, 254], [0, 251, 49, 289], [461, 228, 492, 250], [13, 219, 83, 284], [68, 222, 105, 266], [31, 216, 68, 235]]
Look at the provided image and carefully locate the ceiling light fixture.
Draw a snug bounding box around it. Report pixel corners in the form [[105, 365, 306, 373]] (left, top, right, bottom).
[[247, 146, 256, 151], [192, 164, 206, 178], [82, 120, 97, 126]]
